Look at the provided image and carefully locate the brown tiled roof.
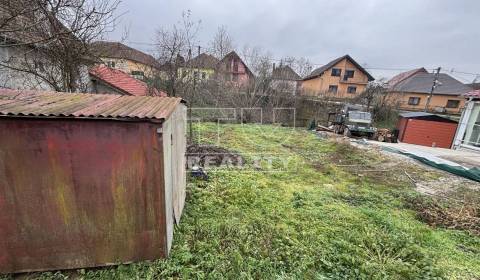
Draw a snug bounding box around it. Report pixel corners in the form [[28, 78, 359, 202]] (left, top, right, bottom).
[[89, 65, 167, 97], [0, 88, 184, 121], [272, 65, 301, 80], [303, 55, 374, 81], [186, 53, 219, 69], [92, 41, 161, 70]]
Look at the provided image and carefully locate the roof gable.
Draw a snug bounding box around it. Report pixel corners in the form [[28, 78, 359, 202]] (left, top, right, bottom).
[[89, 65, 166, 97], [303, 55, 374, 81], [220, 51, 254, 77], [388, 68, 428, 88], [272, 65, 301, 80], [186, 53, 220, 69]]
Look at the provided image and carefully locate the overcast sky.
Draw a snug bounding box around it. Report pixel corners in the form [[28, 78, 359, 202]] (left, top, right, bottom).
[[108, 0, 480, 81]]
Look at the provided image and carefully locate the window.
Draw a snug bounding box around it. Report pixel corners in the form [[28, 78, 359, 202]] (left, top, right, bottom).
[[463, 103, 480, 147], [232, 74, 238, 82], [408, 97, 421, 105], [347, 86, 357, 94], [233, 59, 239, 72], [201, 72, 206, 79], [131, 71, 144, 76], [328, 85, 338, 93], [131, 70, 145, 80], [35, 61, 45, 72], [331, 68, 342, 77], [446, 100, 460, 108], [344, 70, 355, 80], [106, 61, 115, 68]]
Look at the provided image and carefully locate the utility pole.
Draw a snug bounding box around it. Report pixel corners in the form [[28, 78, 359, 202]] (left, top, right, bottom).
[[188, 48, 193, 142], [424, 67, 441, 112]]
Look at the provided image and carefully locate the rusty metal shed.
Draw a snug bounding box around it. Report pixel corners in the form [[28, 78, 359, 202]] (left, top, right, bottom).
[[0, 89, 187, 273]]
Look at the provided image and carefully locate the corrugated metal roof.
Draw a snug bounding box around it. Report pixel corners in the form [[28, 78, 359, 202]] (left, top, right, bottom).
[[399, 111, 457, 123], [399, 112, 434, 118], [0, 89, 184, 121]]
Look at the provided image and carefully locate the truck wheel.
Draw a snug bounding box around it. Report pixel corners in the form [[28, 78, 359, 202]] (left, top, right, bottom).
[[343, 128, 351, 137]]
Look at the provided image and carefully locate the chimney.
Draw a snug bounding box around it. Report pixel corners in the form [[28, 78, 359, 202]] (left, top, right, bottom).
[[273, 63, 276, 71]]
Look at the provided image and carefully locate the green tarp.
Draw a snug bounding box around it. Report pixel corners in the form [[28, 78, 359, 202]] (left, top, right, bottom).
[[382, 146, 480, 183]]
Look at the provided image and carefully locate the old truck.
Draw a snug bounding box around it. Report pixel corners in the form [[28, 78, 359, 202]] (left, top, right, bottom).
[[328, 104, 377, 138]]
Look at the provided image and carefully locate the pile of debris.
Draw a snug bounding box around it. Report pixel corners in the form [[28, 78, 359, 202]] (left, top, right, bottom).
[[407, 196, 480, 236]]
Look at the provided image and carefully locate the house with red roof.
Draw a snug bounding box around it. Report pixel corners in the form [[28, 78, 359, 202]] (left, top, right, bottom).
[[217, 51, 255, 87], [89, 65, 167, 97]]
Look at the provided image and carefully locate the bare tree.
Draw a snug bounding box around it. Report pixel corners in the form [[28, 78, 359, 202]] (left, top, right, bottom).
[[0, 0, 120, 92], [209, 25, 234, 60], [239, 44, 274, 93], [356, 79, 388, 111], [154, 10, 200, 96], [352, 79, 402, 126], [280, 56, 312, 78], [293, 57, 313, 78]]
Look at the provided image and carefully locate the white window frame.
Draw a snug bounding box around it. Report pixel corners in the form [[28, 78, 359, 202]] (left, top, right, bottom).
[[453, 100, 480, 151]]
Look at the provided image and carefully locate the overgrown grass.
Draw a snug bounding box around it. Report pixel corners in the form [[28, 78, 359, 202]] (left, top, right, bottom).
[[5, 123, 480, 279]]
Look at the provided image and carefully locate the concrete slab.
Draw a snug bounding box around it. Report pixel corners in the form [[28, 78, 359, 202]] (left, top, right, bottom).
[[367, 141, 480, 168]]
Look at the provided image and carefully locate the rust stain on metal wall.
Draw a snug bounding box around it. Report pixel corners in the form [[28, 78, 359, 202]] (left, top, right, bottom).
[[0, 118, 166, 273]]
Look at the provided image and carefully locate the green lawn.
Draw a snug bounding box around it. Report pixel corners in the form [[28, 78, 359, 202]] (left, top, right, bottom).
[[8, 123, 480, 279]]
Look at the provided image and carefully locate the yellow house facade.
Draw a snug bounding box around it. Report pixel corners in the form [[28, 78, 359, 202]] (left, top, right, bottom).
[[386, 92, 466, 114], [92, 41, 164, 80], [177, 67, 216, 82], [177, 53, 220, 83], [300, 55, 374, 98], [386, 68, 472, 114]]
